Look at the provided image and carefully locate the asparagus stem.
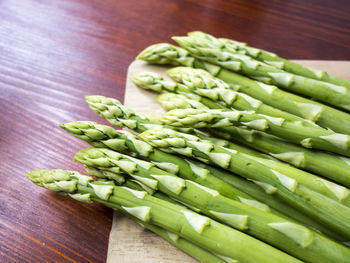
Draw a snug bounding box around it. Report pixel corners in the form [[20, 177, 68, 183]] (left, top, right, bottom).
[[61, 121, 343, 239], [161, 108, 350, 157], [83, 95, 350, 188], [74, 150, 350, 263], [211, 126, 350, 188], [173, 35, 350, 111], [165, 67, 317, 127], [154, 93, 350, 207], [189, 31, 350, 90], [139, 128, 350, 239], [131, 72, 225, 110], [136, 43, 350, 134], [27, 169, 302, 263]]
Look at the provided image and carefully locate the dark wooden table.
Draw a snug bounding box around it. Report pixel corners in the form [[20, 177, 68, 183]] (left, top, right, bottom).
[[1, 0, 350, 262]]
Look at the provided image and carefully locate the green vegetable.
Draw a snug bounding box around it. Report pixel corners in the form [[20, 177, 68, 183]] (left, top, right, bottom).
[[61, 121, 341, 239], [166, 67, 317, 127], [139, 127, 350, 239], [158, 93, 350, 190], [174, 35, 350, 111], [161, 108, 350, 157], [74, 149, 350, 263], [189, 31, 350, 90], [136, 43, 350, 134], [27, 169, 301, 263]]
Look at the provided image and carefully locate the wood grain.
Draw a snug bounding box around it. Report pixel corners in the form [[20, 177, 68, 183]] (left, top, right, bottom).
[[1, 0, 350, 262]]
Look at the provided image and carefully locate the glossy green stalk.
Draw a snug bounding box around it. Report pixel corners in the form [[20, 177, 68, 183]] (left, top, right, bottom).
[[211, 126, 350, 188], [189, 31, 350, 89], [174, 35, 350, 111], [155, 91, 350, 189], [61, 121, 340, 237], [74, 150, 350, 263], [27, 169, 300, 263], [139, 128, 350, 239], [161, 108, 350, 157], [136, 43, 350, 134], [166, 67, 317, 127]]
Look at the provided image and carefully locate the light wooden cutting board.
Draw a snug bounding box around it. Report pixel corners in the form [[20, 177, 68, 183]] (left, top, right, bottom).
[[106, 60, 350, 263]]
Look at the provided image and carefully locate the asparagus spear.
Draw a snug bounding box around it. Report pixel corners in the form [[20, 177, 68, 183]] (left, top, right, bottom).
[[131, 72, 224, 110], [61, 121, 342, 238], [74, 149, 350, 263], [211, 126, 350, 188], [61, 121, 271, 211], [158, 94, 350, 195], [161, 108, 350, 157], [189, 31, 350, 90], [157, 93, 209, 110], [84, 95, 350, 187], [139, 127, 350, 239], [133, 70, 317, 128], [27, 170, 301, 263], [165, 67, 318, 127], [173, 35, 350, 111], [137, 43, 350, 134]]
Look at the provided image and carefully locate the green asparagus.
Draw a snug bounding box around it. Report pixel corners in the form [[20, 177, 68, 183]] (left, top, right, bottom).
[[137, 43, 350, 134], [211, 126, 350, 188], [27, 169, 301, 263], [161, 108, 350, 157], [131, 72, 224, 110], [61, 121, 270, 211], [166, 67, 318, 127], [156, 92, 350, 191], [61, 121, 342, 238], [74, 149, 350, 263], [189, 31, 350, 89], [139, 128, 350, 239], [84, 95, 350, 187], [173, 35, 350, 111]]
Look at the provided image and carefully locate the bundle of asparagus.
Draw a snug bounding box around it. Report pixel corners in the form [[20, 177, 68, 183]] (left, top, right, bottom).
[[27, 31, 350, 262]]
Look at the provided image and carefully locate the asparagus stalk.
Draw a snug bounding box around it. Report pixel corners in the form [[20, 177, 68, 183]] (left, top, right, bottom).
[[27, 170, 226, 263], [27, 170, 301, 263], [74, 149, 350, 263], [84, 95, 350, 187], [165, 67, 318, 127], [61, 121, 271, 211], [139, 128, 350, 239], [136, 43, 350, 134], [157, 92, 350, 192], [206, 133, 350, 207], [161, 108, 350, 157], [131, 72, 224, 110], [61, 121, 342, 238], [211, 126, 350, 188], [189, 31, 350, 89], [173, 35, 350, 111]]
